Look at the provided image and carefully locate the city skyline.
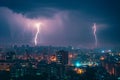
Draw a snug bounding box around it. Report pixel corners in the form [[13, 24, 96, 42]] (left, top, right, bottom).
[[0, 0, 120, 48]]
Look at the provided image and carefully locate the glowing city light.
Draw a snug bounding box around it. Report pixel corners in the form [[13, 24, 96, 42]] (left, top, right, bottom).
[[50, 55, 56, 62], [100, 56, 105, 60], [75, 62, 81, 67], [108, 50, 111, 52], [101, 50, 105, 53], [74, 68, 85, 74], [76, 69, 84, 74], [69, 54, 73, 58]]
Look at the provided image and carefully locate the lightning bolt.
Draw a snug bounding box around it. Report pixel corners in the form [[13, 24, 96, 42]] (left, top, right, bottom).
[[92, 23, 98, 47], [34, 23, 40, 46]]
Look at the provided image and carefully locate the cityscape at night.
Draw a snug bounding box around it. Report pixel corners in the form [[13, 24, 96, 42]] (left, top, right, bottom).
[[0, 0, 120, 80]]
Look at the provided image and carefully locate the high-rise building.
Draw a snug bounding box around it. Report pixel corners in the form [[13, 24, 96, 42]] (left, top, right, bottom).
[[6, 52, 16, 61], [56, 50, 68, 65]]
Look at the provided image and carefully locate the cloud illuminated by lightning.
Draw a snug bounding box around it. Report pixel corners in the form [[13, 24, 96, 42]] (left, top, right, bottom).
[[92, 23, 98, 47]]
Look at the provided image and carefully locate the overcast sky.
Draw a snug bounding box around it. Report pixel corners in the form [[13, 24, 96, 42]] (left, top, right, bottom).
[[0, 0, 120, 48]]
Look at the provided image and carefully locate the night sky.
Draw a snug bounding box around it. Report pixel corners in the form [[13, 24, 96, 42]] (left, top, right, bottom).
[[0, 0, 120, 48]]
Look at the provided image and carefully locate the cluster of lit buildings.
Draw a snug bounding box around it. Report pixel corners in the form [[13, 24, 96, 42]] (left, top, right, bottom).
[[0, 45, 120, 80], [100, 52, 120, 79]]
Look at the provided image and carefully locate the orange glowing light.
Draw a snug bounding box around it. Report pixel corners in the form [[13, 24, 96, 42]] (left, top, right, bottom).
[[100, 56, 105, 60], [74, 68, 84, 74], [69, 54, 73, 58], [88, 63, 92, 67], [50, 55, 56, 62], [77, 69, 84, 74], [6, 68, 10, 72]]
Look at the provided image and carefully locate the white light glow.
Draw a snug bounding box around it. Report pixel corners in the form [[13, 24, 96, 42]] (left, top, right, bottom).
[[93, 23, 98, 47], [34, 23, 41, 46]]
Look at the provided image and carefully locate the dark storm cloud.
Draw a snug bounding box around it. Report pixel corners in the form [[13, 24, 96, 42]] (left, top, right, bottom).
[[0, 7, 94, 47], [0, 7, 33, 44], [0, 0, 120, 48]]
